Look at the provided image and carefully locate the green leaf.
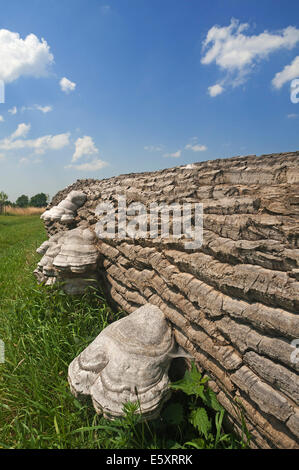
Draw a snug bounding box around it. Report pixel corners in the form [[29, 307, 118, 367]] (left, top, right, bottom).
[[190, 407, 212, 439], [122, 401, 140, 415], [184, 438, 206, 449], [162, 402, 184, 426], [70, 424, 121, 434], [73, 399, 84, 410], [53, 416, 60, 436], [170, 362, 204, 396], [201, 387, 224, 412], [167, 440, 185, 449]]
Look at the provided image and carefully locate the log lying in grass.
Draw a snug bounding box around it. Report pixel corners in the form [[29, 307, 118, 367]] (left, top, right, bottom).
[[68, 303, 191, 420], [35, 151, 299, 449]]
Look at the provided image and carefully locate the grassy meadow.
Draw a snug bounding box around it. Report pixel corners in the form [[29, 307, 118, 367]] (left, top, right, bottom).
[[0, 215, 249, 449], [0, 214, 126, 448]]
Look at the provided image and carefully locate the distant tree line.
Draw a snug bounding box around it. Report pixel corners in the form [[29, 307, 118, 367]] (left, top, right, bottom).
[[0, 191, 49, 213]]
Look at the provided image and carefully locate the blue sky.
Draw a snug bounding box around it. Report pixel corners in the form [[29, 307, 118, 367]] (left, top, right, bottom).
[[0, 0, 299, 202]]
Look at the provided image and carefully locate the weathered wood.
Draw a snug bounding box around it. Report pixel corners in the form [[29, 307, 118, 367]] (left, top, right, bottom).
[[35, 151, 299, 448]]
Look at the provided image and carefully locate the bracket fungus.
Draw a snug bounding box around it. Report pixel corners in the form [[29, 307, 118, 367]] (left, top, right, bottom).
[[41, 190, 87, 224], [34, 227, 100, 294], [68, 303, 191, 420]]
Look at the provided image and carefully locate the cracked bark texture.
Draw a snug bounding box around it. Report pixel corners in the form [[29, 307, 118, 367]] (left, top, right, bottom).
[[38, 151, 299, 449]]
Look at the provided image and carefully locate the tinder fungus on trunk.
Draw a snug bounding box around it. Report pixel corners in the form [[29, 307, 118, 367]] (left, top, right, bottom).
[[68, 304, 188, 420]]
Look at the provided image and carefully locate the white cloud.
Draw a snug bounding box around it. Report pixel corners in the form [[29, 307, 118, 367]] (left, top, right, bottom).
[[208, 84, 224, 97], [0, 115, 4, 122], [8, 106, 17, 115], [202, 19, 299, 94], [272, 56, 299, 89], [36, 105, 52, 113], [0, 124, 70, 154], [0, 29, 54, 83], [21, 104, 53, 113], [287, 113, 298, 118], [66, 158, 108, 172], [0, 153, 5, 160], [144, 144, 165, 152], [66, 135, 108, 171], [185, 143, 207, 152], [18, 156, 41, 165], [60, 77, 76, 94], [31, 133, 71, 154], [11, 123, 31, 140], [163, 150, 181, 158], [72, 136, 99, 162], [185, 137, 207, 152]]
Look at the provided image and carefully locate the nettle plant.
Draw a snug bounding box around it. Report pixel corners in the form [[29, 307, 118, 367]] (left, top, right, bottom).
[[166, 362, 251, 449], [73, 361, 251, 449]]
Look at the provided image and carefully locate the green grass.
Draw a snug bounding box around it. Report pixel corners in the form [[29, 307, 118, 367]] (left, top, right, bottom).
[[0, 215, 248, 449], [0, 215, 125, 448]]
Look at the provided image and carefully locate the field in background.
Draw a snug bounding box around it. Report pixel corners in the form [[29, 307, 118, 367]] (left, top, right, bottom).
[[3, 206, 46, 216]]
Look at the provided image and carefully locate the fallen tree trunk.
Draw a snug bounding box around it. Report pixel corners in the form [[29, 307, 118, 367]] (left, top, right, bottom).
[[35, 151, 299, 449]]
